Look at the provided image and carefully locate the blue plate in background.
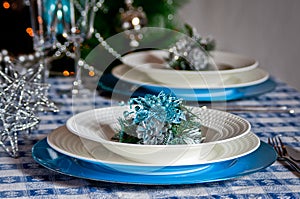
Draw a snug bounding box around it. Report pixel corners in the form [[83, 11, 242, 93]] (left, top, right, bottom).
[[98, 73, 276, 101]]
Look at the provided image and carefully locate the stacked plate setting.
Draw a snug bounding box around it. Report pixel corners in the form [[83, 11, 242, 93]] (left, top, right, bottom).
[[33, 50, 278, 184], [99, 50, 275, 101], [32, 106, 277, 184]]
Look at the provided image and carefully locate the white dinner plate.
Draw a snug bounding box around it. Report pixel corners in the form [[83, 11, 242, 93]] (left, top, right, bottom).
[[122, 50, 259, 75], [112, 64, 269, 89], [47, 126, 260, 175], [65, 106, 251, 165]]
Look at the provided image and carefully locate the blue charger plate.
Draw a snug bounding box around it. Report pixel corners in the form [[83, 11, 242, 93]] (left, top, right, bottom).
[[32, 139, 276, 185], [98, 74, 276, 102]]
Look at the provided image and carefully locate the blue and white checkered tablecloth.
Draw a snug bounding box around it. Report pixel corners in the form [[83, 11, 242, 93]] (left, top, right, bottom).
[[0, 77, 299, 199]]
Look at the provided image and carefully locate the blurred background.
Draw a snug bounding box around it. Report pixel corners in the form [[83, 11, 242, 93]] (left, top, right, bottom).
[[0, 0, 33, 54], [180, 0, 300, 91], [0, 0, 299, 90]]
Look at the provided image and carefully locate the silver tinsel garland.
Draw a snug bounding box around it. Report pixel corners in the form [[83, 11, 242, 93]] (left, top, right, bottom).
[[0, 52, 59, 158]]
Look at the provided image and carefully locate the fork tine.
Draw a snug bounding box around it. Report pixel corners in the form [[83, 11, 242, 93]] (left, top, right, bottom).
[[277, 136, 288, 155], [268, 136, 300, 173], [268, 137, 279, 155], [273, 136, 284, 157], [268, 137, 274, 146], [268, 137, 273, 149]]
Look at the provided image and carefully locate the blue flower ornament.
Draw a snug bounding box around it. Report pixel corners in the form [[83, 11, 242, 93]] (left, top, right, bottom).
[[116, 92, 205, 145]]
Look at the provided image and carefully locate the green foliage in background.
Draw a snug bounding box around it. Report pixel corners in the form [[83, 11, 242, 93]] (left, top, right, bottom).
[[81, 0, 189, 58]]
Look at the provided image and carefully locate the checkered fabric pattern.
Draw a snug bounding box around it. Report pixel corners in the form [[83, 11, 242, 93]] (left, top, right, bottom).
[[0, 77, 299, 199]]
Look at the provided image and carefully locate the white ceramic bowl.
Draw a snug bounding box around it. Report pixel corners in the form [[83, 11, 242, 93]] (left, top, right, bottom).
[[122, 50, 259, 74], [121, 50, 259, 87], [112, 64, 269, 89], [66, 106, 251, 165]]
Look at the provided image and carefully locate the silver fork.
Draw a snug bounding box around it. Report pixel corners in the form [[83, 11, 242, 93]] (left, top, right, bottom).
[[268, 136, 300, 173]]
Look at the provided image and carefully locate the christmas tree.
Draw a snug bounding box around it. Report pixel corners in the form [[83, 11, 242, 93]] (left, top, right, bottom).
[[51, 0, 190, 75], [81, 0, 190, 58]]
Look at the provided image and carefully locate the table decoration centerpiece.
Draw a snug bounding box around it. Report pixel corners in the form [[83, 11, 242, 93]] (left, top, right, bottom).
[[114, 91, 204, 145], [166, 24, 216, 71]]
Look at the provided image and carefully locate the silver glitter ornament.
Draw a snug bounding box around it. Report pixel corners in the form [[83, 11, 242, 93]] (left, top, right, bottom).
[[167, 24, 216, 71], [169, 40, 208, 70]]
